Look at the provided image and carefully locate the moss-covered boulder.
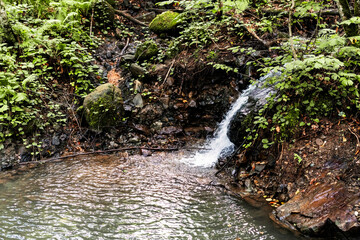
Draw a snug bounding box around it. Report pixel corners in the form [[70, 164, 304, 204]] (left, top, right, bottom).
[[135, 40, 158, 60], [83, 83, 124, 130], [94, 0, 115, 25], [149, 11, 183, 33]]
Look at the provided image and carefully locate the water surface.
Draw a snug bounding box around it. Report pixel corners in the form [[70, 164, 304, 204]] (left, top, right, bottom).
[[0, 153, 301, 239]]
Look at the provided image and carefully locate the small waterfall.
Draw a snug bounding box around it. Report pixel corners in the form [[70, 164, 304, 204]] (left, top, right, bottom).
[[184, 72, 278, 168]]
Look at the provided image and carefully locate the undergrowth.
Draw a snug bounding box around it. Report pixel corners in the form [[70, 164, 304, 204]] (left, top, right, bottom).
[[0, 0, 103, 152]]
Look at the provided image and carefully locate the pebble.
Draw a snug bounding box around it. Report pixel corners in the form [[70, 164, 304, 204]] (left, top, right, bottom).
[[315, 138, 324, 146]]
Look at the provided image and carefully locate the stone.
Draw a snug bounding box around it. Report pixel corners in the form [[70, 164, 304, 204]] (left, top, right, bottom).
[[51, 135, 60, 146], [189, 100, 197, 108], [133, 124, 150, 135], [122, 54, 135, 61], [149, 11, 183, 33], [272, 182, 360, 236], [133, 93, 144, 108], [159, 96, 170, 109], [94, 0, 115, 24], [83, 83, 124, 130], [166, 77, 175, 86], [138, 104, 164, 123], [130, 63, 146, 77], [159, 126, 183, 135], [135, 40, 158, 61], [151, 121, 163, 132], [134, 80, 142, 93]]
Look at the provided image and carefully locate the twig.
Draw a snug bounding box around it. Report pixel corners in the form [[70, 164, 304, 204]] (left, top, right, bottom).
[[233, 18, 269, 47], [90, 4, 94, 36], [120, 37, 130, 56], [19, 146, 210, 165], [115, 37, 130, 66], [162, 59, 176, 86], [115, 10, 147, 27], [348, 127, 360, 148]]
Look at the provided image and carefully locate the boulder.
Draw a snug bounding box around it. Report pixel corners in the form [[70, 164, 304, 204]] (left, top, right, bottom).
[[272, 182, 360, 236], [83, 83, 124, 130], [94, 0, 115, 25], [149, 11, 183, 33], [135, 40, 158, 61]]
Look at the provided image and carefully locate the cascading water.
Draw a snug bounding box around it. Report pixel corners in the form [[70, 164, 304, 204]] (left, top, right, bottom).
[[184, 72, 278, 168]]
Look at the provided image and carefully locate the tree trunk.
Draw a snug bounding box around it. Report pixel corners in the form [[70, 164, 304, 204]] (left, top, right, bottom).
[[336, 0, 359, 36]]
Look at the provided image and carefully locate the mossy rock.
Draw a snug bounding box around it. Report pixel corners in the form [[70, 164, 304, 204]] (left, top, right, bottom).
[[83, 83, 124, 130], [149, 11, 183, 33], [135, 40, 158, 61], [94, 0, 115, 25]]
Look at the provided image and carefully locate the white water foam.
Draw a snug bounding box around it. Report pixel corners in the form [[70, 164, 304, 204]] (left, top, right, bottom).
[[183, 72, 278, 168], [182, 84, 256, 168]]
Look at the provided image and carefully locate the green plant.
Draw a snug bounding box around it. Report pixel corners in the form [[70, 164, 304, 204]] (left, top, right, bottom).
[[0, 0, 101, 152]]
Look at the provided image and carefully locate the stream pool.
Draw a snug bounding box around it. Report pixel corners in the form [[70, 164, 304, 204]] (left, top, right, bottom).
[[0, 153, 303, 239]]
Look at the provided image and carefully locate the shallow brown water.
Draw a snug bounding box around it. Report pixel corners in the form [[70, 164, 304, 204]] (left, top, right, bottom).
[[0, 152, 302, 239]]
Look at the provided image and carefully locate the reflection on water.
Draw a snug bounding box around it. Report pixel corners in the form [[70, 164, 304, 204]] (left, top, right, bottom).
[[0, 153, 301, 239]]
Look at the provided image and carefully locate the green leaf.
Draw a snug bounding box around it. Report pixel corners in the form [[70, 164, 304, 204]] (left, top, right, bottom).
[[14, 92, 27, 102]]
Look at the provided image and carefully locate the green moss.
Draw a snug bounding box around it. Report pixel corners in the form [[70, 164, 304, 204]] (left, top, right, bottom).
[[83, 83, 124, 130], [149, 11, 183, 33], [135, 40, 158, 61]]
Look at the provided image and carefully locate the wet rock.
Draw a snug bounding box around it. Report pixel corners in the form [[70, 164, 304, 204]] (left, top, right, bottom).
[[0, 144, 18, 169], [135, 40, 158, 61], [130, 63, 146, 77], [159, 126, 183, 135], [272, 182, 360, 236], [149, 11, 183, 33], [228, 83, 275, 146], [133, 93, 144, 108], [83, 83, 124, 130]]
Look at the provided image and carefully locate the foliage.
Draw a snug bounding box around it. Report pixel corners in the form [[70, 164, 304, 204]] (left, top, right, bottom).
[[157, 0, 248, 14], [0, 0, 101, 151], [245, 25, 360, 149]]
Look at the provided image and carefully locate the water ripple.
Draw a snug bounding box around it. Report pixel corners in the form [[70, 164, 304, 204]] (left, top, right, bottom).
[[0, 154, 300, 240]]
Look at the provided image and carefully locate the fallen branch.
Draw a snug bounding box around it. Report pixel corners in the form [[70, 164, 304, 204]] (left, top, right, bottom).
[[161, 59, 176, 86], [233, 18, 269, 47], [115, 10, 148, 27], [115, 37, 130, 65], [19, 146, 210, 165]]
